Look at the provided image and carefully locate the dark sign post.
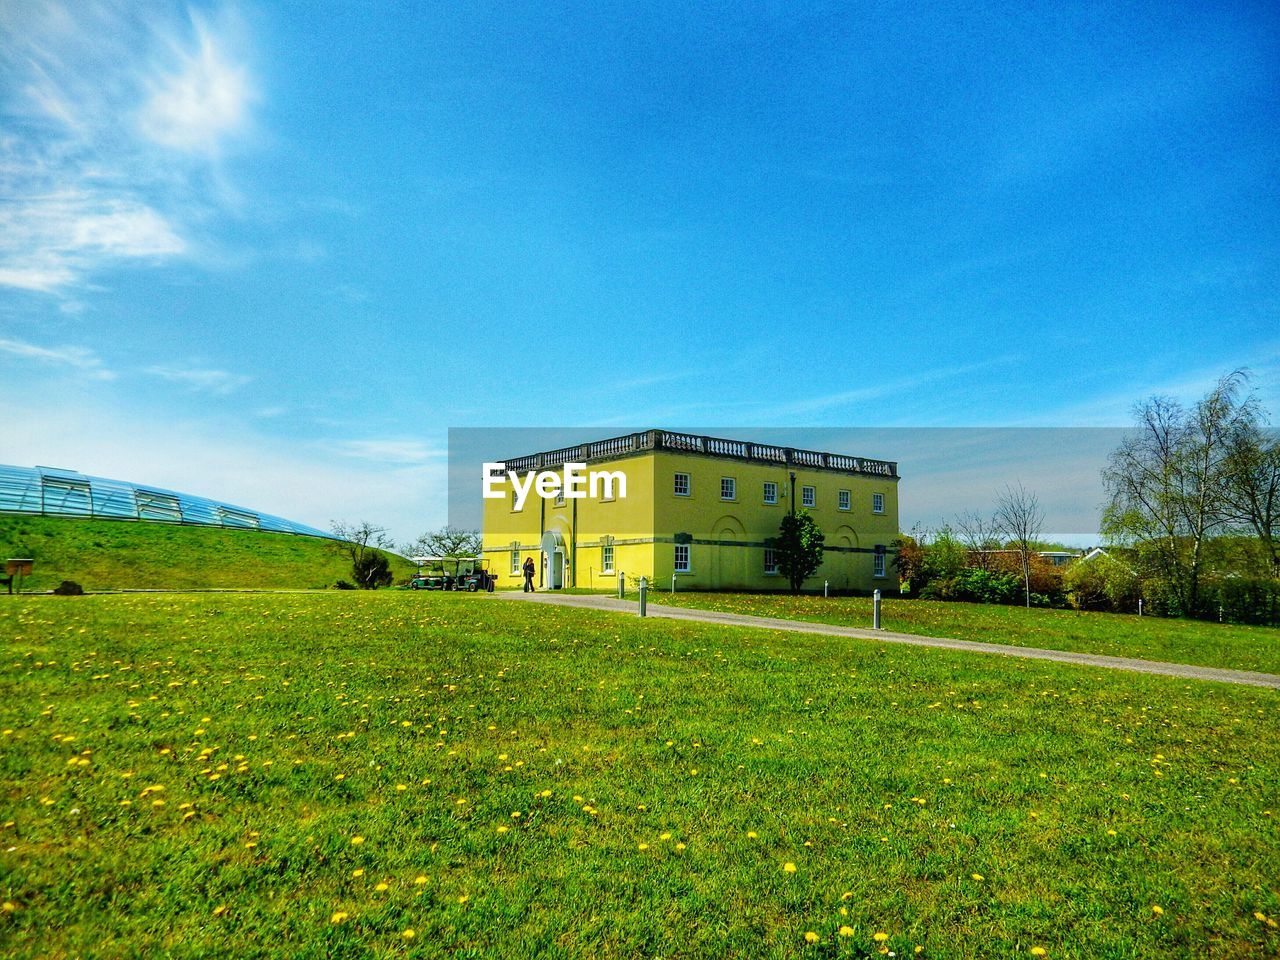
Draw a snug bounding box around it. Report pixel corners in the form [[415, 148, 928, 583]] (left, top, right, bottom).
[[5, 559, 34, 595]]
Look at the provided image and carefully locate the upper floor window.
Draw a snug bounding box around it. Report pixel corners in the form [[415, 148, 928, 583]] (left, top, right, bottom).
[[838, 489, 851, 511], [674, 473, 690, 497], [872, 492, 885, 514], [763, 481, 777, 504], [801, 485, 816, 508], [721, 477, 736, 501]]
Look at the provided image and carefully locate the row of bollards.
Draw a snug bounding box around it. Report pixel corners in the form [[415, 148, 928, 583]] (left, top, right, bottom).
[[631, 575, 883, 630]]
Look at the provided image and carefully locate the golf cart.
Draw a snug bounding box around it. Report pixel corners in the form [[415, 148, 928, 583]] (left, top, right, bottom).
[[409, 556, 493, 592]]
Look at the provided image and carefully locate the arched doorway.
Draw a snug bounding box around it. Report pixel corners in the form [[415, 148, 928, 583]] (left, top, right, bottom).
[[540, 529, 566, 589]]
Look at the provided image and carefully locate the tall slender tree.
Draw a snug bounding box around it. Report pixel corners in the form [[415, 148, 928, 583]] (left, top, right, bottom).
[[994, 483, 1043, 607]]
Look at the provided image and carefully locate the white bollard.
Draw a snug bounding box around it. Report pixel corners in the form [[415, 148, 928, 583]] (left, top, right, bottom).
[[1138, 598, 1143, 617], [824, 580, 829, 598], [639, 577, 648, 617], [618, 571, 625, 599], [873, 588, 882, 630]]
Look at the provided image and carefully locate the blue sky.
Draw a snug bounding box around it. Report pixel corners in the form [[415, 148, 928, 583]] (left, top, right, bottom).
[[2, 1, 1277, 543]]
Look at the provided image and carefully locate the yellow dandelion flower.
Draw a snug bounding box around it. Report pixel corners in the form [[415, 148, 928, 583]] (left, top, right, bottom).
[[874, 932, 890, 942], [497, 825, 509, 833], [2, 902, 16, 913], [783, 862, 797, 873], [457, 894, 469, 904], [839, 925, 854, 937], [539, 789, 552, 798], [1030, 949, 1047, 957], [212, 904, 227, 916], [1151, 905, 1164, 916], [352, 868, 365, 877], [747, 831, 758, 839], [330, 911, 349, 924], [350, 836, 364, 845], [374, 882, 389, 892], [675, 842, 687, 851], [971, 873, 984, 882], [841, 891, 853, 901], [415, 875, 428, 885], [403, 929, 416, 940], [396, 784, 407, 792], [638, 842, 649, 851], [804, 931, 820, 944]]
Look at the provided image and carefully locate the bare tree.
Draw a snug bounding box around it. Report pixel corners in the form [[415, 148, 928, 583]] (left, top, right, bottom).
[[1101, 372, 1250, 615], [995, 482, 1044, 607], [403, 526, 482, 560], [954, 510, 1002, 571], [1221, 403, 1280, 577]]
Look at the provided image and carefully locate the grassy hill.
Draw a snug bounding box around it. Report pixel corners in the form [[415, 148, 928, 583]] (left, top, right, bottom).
[[0, 515, 416, 592]]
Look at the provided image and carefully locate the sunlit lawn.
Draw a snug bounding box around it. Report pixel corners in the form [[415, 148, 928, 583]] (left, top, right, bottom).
[[650, 591, 1280, 676], [1, 592, 1278, 958]]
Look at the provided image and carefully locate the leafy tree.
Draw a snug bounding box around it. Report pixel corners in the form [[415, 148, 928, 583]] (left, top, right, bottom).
[[922, 525, 968, 583], [774, 510, 825, 594], [403, 526, 481, 560], [891, 533, 925, 592], [352, 551, 393, 590], [995, 482, 1044, 608], [1102, 373, 1251, 616], [330, 520, 396, 590]]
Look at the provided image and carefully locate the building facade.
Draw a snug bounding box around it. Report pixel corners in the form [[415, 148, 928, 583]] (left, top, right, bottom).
[[481, 430, 899, 592]]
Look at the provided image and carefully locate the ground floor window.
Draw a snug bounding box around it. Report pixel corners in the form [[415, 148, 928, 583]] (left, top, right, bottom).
[[510, 550, 520, 575], [874, 547, 886, 578], [763, 548, 778, 574], [674, 544, 690, 571], [602, 543, 614, 573]]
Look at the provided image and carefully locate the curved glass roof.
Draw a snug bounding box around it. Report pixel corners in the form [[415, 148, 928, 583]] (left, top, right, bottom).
[[0, 464, 337, 540]]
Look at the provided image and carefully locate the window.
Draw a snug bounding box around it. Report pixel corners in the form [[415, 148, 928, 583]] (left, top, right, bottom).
[[511, 489, 522, 512], [674, 544, 690, 572], [602, 543, 615, 573], [874, 546, 886, 578], [510, 550, 520, 576], [763, 548, 778, 575], [720, 477, 736, 501], [763, 481, 777, 504], [802, 485, 815, 508], [872, 492, 885, 514], [674, 472, 690, 496], [838, 489, 851, 511], [554, 488, 566, 507]]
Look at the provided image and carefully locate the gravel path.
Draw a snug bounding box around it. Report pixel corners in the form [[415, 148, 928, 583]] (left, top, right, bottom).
[[499, 591, 1280, 689]]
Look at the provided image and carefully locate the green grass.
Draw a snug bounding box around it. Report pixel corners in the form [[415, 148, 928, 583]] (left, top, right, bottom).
[[0, 515, 416, 592], [2, 592, 1278, 958], [649, 591, 1280, 676]]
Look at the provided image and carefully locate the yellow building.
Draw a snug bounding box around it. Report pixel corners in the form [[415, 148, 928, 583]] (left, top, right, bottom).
[[481, 430, 899, 592]]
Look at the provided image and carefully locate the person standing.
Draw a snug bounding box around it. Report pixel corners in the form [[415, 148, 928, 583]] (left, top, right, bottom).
[[522, 556, 536, 592]]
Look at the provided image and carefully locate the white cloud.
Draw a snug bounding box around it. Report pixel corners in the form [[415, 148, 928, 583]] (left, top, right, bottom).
[[0, 2, 256, 293], [144, 364, 251, 394], [323, 439, 445, 465], [0, 335, 115, 380], [139, 14, 256, 154]]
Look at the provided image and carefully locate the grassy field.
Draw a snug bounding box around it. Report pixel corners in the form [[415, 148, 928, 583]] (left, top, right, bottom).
[[1, 592, 1277, 958], [0, 515, 416, 592], [649, 591, 1280, 676]]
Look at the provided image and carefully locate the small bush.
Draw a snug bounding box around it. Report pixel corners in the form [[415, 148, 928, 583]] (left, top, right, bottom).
[[333, 580, 356, 590]]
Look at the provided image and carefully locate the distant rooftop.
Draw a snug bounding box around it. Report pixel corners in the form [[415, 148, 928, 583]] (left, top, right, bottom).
[[501, 430, 898, 479]]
